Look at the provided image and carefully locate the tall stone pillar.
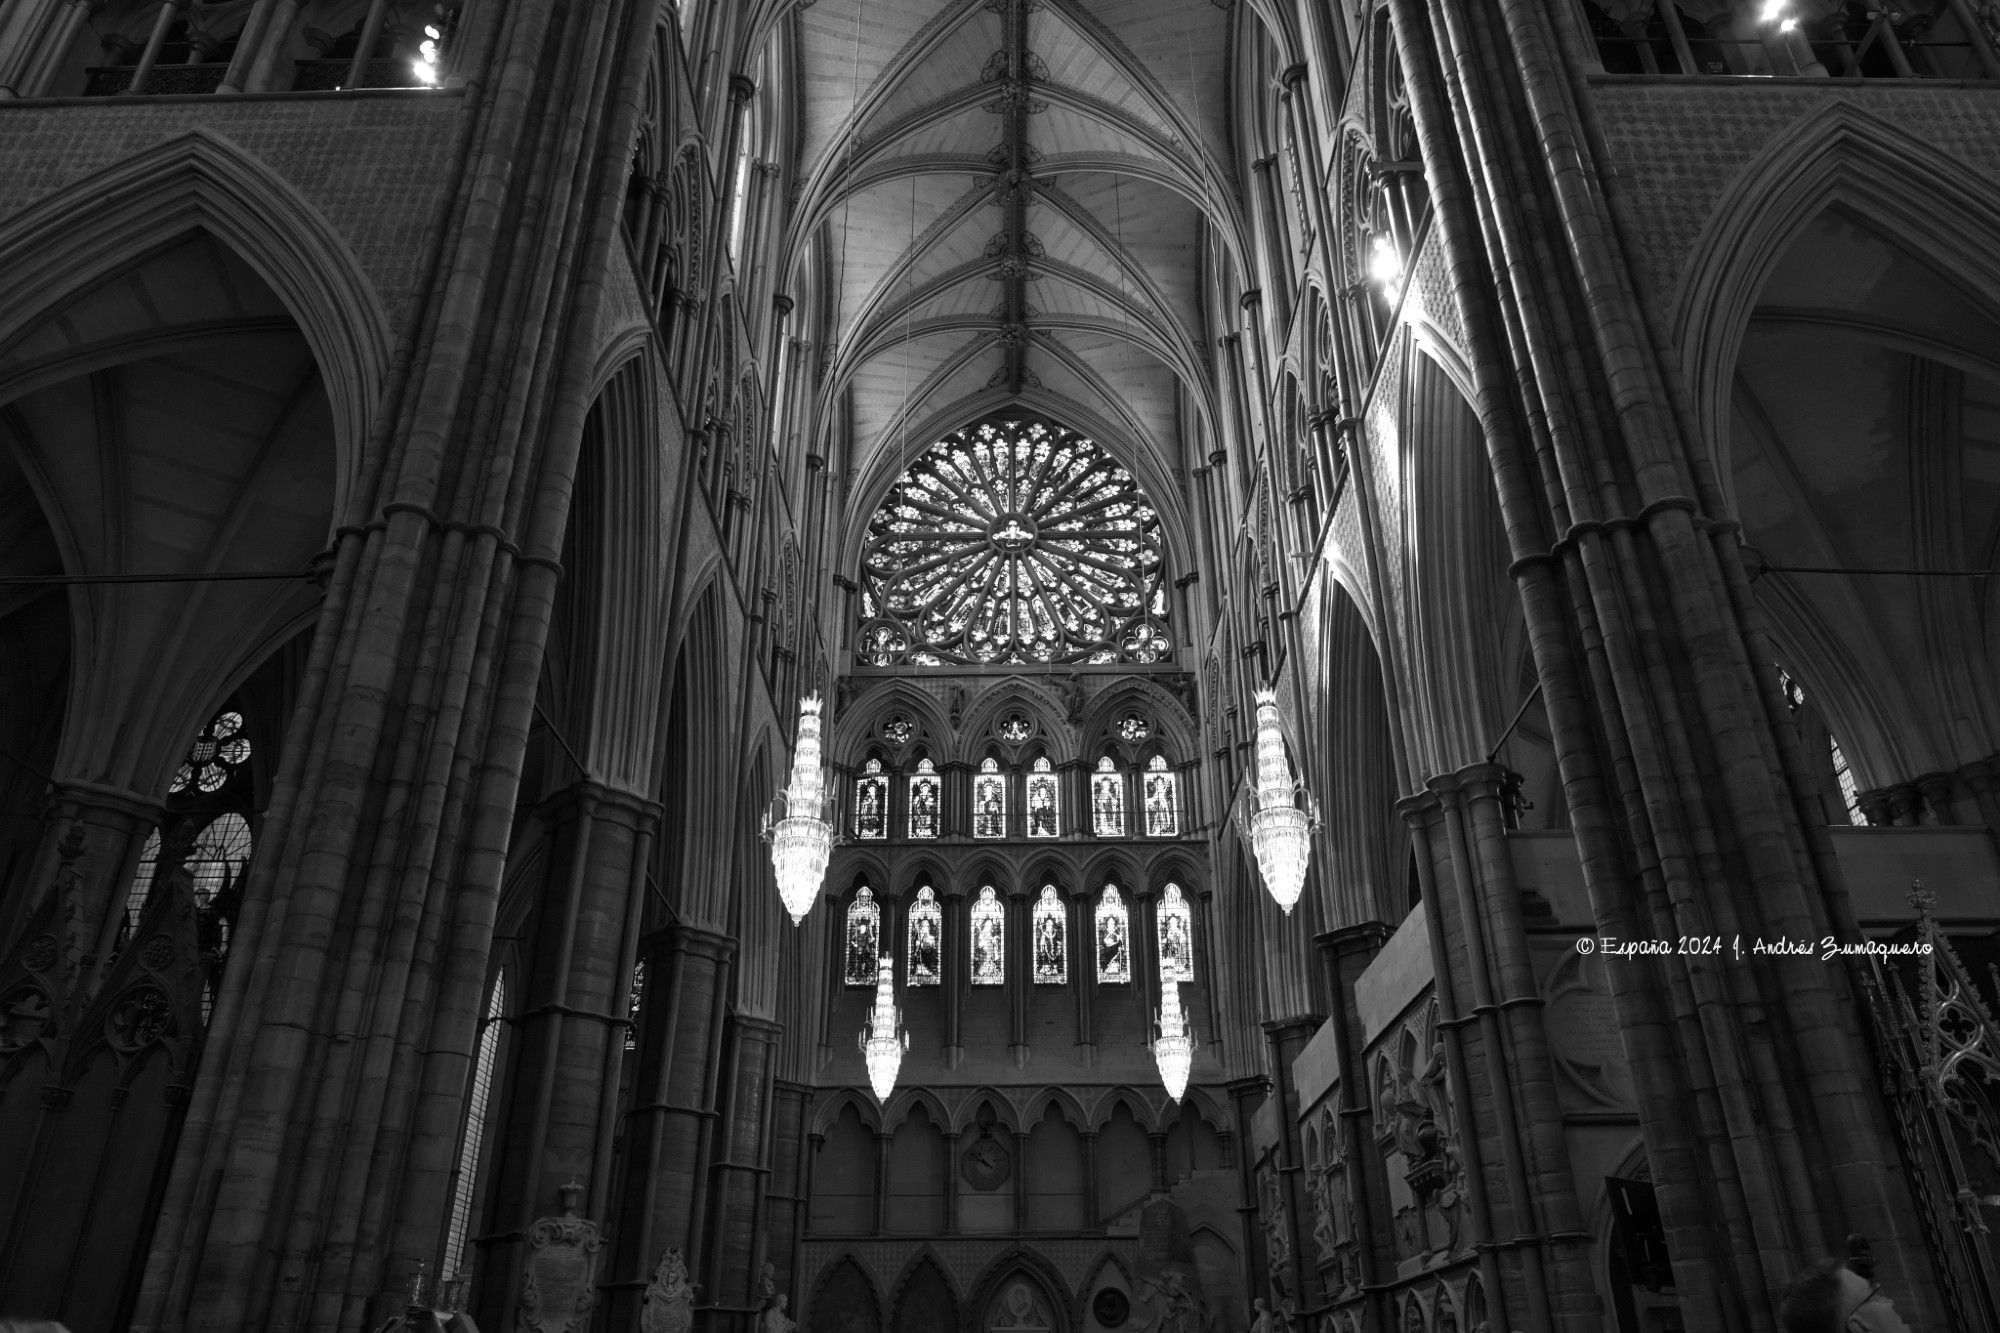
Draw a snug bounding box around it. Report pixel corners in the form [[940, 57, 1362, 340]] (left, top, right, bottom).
[[606, 925, 737, 1331], [479, 783, 658, 1332], [706, 1016, 780, 1333]]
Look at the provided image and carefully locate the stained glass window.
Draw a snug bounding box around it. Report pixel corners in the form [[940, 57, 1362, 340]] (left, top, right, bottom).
[[125, 829, 162, 929], [883, 715, 914, 748], [1778, 667, 1867, 826], [973, 758, 1007, 838], [998, 713, 1033, 743], [1026, 757, 1059, 838], [1117, 713, 1150, 743], [909, 759, 941, 839], [845, 886, 881, 985], [625, 960, 644, 1052], [1158, 883, 1193, 982], [1091, 757, 1125, 837], [1143, 756, 1178, 837], [444, 969, 506, 1282], [970, 886, 1005, 985], [855, 759, 888, 840], [1095, 885, 1131, 983], [907, 886, 942, 984], [172, 709, 252, 794], [1032, 886, 1067, 984], [857, 418, 1171, 665]]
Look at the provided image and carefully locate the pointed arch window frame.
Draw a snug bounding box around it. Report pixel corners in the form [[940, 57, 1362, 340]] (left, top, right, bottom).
[[908, 758, 942, 839], [1032, 885, 1067, 984], [973, 756, 1008, 839], [1095, 884, 1132, 984], [1142, 754, 1179, 837], [1091, 756, 1127, 837], [1026, 755, 1060, 838], [907, 885, 943, 985], [970, 885, 1005, 985], [1158, 882, 1194, 983], [844, 885, 882, 986], [854, 758, 889, 840]]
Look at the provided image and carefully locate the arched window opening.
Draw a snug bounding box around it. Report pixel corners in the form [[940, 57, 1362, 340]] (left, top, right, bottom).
[[443, 968, 506, 1285], [1032, 886, 1067, 984], [1117, 712, 1151, 744], [1143, 755, 1178, 837], [1091, 757, 1126, 837], [1158, 883, 1193, 983], [970, 886, 1005, 985], [171, 709, 252, 795], [855, 758, 888, 840], [844, 886, 881, 985], [907, 886, 943, 985], [974, 757, 1007, 839], [908, 759, 941, 839], [1095, 886, 1131, 984], [625, 960, 645, 1052], [1027, 757, 1060, 838], [1778, 667, 1867, 825], [858, 418, 1171, 666]]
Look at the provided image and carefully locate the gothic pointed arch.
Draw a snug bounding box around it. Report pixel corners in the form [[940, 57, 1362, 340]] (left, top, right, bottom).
[[966, 1247, 1073, 1333], [888, 1249, 960, 1333], [0, 129, 390, 519]]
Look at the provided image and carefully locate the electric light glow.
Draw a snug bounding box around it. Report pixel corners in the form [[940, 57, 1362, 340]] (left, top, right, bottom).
[[1153, 981, 1195, 1102], [859, 956, 907, 1101], [768, 694, 834, 925]]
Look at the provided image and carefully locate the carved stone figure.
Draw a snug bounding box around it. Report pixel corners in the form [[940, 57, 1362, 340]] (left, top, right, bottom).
[[639, 1247, 698, 1333], [761, 1294, 795, 1333]]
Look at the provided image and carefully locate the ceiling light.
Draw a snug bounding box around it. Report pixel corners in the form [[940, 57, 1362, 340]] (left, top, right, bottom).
[[765, 693, 833, 925], [859, 956, 907, 1101], [1236, 687, 1319, 915], [1153, 981, 1195, 1102], [1367, 233, 1404, 298]]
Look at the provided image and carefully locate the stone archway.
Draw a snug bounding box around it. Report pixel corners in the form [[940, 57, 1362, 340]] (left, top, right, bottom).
[[979, 1271, 1067, 1333]]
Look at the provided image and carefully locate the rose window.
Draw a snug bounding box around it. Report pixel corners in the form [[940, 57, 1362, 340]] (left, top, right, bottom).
[[858, 418, 1170, 665]]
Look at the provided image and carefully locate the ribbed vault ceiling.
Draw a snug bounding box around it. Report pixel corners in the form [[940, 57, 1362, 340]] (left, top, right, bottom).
[[791, 0, 1241, 502]]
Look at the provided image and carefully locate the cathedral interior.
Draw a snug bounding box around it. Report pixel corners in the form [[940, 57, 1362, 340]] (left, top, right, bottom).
[[1, 0, 1999, 1331]]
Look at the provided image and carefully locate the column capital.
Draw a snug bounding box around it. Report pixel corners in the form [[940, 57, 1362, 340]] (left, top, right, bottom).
[[729, 73, 758, 104], [1280, 62, 1310, 91]]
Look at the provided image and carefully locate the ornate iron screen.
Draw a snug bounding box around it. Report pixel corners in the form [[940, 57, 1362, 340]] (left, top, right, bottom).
[[858, 418, 1170, 665]]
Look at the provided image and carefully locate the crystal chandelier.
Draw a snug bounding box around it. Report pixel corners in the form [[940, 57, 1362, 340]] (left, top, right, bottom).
[[765, 693, 833, 925], [1236, 686, 1318, 915], [858, 956, 907, 1101], [1153, 980, 1195, 1102]]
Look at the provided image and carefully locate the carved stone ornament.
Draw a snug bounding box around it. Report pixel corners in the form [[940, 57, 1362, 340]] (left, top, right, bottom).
[[518, 1184, 603, 1333], [639, 1247, 698, 1333]]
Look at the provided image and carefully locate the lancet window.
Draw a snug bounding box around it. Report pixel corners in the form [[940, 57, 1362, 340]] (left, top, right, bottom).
[[443, 968, 506, 1282], [1027, 757, 1060, 837], [970, 886, 1006, 985], [974, 758, 1007, 838], [909, 759, 942, 839], [1778, 667, 1867, 826], [857, 418, 1171, 665], [907, 886, 943, 985], [1158, 883, 1194, 982], [854, 759, 888, 840], [1095, 885, 1131, 984], [171, 709, 252, 794], [1143, 756, 1178, 836], [844, 886, 881, 985], [1091, 757, 1126, 837], [1032, 886, 1067, 984]]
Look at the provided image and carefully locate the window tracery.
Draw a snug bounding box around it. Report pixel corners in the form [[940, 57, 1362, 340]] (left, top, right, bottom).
[[1027, 757, 1060, 838], [845, 887, 881, 985], [1143, 755, 1179, 837], [1033, 886, 1067, 984], [974, 758, 1007, 838], [1116, 713, 1151, 743], [855, 759, 888, 840], [1095, 885, 1131, 983], [998, 712, 1034, 743], [858, 418, 1170, 665], [909, 759, 941, 839], [882, 715, 915, 748], [1158, 883, 1193, 982], [908, 886, 943, 985], [172, 709, 251, 794], [1091, 757, 1126, 837], [970, 886, 1005, 985]]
